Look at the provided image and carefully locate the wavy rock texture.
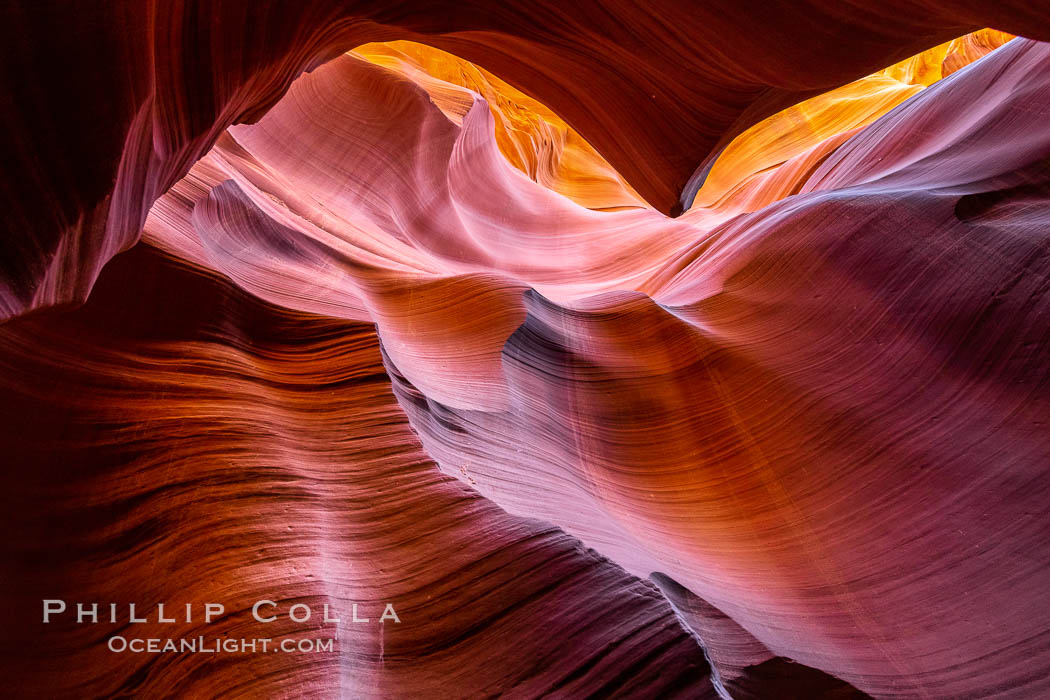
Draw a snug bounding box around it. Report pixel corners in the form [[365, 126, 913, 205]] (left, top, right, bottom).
[[2, 4, 1050, 700], [3, 1, 1050, 318], [0, 245, 713, 698]]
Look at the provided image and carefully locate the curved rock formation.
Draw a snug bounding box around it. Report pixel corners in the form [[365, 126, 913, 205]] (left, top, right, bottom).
[[3, 1, 1050, 318], [0, 245, 714, 697], [2, 4, 1050, 699]]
